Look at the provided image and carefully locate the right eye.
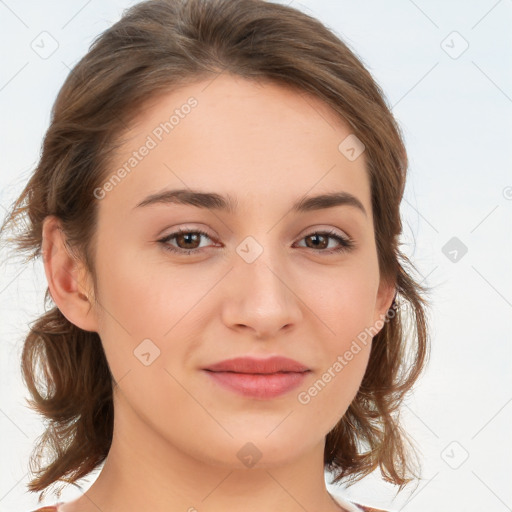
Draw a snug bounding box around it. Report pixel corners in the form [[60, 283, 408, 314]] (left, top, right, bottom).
[[157, 228, 217, 256]]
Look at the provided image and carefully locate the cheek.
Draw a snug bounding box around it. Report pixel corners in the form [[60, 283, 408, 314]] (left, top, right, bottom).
[[94, 240, 202, 337], [92, 240, 215, 386], [307, 261, 379, 345], [91, 248, 198, 429], [300, 344, 371, 430], [288, 262, 378, 423]]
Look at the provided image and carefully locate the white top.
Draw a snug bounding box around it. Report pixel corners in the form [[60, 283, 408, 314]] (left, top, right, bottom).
[[329, 491, 388, 511], [330, 492, 366, 511]]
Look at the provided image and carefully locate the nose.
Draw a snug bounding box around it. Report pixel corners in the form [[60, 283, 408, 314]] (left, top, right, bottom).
[[220, 245, 303, 339]]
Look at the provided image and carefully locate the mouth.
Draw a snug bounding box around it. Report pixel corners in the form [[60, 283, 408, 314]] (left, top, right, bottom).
[[203, 369, 311, 400], [203, 355, 310, 374]]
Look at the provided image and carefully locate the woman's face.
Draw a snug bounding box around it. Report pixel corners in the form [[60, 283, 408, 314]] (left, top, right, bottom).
[[85, 74, 394, 468]]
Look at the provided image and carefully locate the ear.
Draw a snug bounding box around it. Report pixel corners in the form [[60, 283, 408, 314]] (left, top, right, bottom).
[[371, 275, 396, 334], [41, 215, 99, 332]]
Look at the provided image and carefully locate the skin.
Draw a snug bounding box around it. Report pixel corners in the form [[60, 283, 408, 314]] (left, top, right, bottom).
[[42, 73, 395, 512]]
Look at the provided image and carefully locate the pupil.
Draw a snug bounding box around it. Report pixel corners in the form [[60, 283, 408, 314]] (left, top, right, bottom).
[[309, 234, 326, 249], [181, 233, 198, 248]]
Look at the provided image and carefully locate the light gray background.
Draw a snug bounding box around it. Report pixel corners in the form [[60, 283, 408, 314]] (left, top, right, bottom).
[[1, 1, 511, 511]]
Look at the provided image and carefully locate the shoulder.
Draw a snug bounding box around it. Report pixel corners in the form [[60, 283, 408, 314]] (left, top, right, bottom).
[[30, 500, 391, 512], [355, 505, 391, 512], [330, 492, 392, 512]]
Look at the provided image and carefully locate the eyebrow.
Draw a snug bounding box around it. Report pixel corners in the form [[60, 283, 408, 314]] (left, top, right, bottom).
[[133, 188, 367, 217]]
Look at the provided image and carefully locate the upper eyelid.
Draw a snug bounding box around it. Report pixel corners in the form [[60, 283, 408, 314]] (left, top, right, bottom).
[[160, 224, 350, 236]]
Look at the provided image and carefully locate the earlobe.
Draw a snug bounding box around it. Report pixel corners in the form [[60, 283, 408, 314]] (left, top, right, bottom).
[[41, 215, 99, 332]]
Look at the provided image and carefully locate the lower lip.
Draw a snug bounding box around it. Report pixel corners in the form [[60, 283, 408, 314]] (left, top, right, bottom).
[[203, 370, 310, 399]]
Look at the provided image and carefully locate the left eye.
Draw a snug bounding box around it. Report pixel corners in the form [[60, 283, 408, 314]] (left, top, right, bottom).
[[158, 228, 354, 256]]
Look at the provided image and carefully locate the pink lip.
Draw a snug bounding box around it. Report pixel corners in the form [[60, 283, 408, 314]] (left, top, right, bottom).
[[203, 356, 310, 399], [204, 356, 309, 374], [204, 370, 309, 399]]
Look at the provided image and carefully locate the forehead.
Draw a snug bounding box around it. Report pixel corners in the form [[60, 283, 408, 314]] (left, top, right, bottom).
[[100, 74, 371, 219]]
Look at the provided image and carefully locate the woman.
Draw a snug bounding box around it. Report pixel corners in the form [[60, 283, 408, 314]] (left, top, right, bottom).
[[1, 0, 429, 510]]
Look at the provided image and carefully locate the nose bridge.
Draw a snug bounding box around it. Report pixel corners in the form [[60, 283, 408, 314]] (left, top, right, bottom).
[[221, 232, 302, 336], [235, 232, 288, 299]]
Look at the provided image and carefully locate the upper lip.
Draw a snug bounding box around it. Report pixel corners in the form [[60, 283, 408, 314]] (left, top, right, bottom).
[[203, 356, 310, 374]]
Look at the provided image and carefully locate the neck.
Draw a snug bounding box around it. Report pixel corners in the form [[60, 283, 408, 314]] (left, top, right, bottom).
[[67, 393, 345, 512]]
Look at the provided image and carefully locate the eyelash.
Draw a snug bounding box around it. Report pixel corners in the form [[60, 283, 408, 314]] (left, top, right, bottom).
[[157, 228, 354, 256]]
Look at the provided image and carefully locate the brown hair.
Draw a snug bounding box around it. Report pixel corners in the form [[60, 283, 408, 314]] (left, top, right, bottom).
[[0, 0, 429, 501]]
